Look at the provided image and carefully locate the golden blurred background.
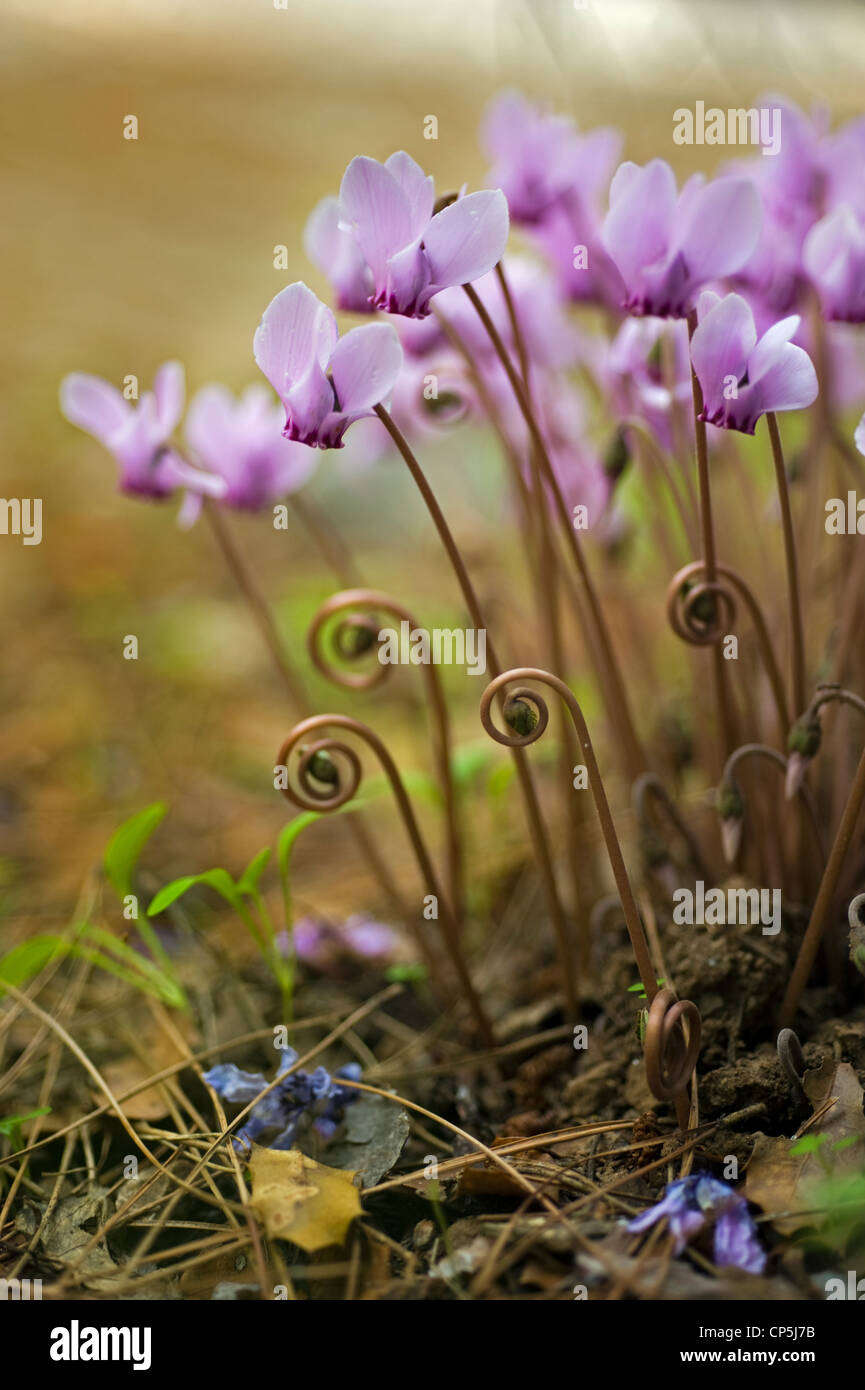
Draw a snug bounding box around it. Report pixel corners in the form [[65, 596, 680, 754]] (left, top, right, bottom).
[[0, 0, 862, 946]]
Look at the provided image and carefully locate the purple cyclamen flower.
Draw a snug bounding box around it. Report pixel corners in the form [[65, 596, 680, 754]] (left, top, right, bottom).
[[480, 90, 616, 225], [60, 363, 225, 501], [204, 1046, 361, 1151], [278, 914, 406, 976], [253, 281, 403, 449], [601, 159, 762, 318], [185, 383, 318, 510], [803, 206, 865, 324], [690, 291, 818, 434], [628, 1174, 766, 1275], [335, 151, 509, 318]]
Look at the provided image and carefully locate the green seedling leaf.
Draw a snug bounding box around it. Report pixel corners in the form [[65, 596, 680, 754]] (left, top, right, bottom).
[[147, 868, 243, 918], [0, 1107, 51, 1151], [790, 1133, 828, 1156], [0, 935, 63, 990], [385, 962, 428, 985], [237, 848, 272, 898], [104, 802, 167, 900]]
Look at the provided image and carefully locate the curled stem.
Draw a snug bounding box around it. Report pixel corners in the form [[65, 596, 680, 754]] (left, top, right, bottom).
[[719, 743, 827, 866], [666, 560, 791, 738], [778, 737, 865, 1029], [372, 403, 577, 1022], [276, 714, 494, 1045], [308, 588, 462, 924], [463, 277, 646, 781], [479, 667, 701, 1124]]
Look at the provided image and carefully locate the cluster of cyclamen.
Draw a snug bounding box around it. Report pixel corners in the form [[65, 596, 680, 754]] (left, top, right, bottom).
[[61, 91, 865, 523]]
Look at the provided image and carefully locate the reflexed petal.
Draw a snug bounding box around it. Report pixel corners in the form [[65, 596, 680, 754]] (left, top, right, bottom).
[[340, 155, 416, 280], [153, 360, 185, 434], [330, 322, 403, 412], [60, 372, 129, 445], [184, 383, 236, 467], [678, 178, 762, 279], [602, 159, 678, 282], [204, 1063, 268, 1103], [423, 189, 510, 289], [747, 340, 818, 417], [253, 283, 337, 400], [385, 151, 435, 234], [690, 293, 756, 396]]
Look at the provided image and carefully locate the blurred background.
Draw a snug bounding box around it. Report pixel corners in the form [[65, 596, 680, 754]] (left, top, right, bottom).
[[1, 0, 862, 951]]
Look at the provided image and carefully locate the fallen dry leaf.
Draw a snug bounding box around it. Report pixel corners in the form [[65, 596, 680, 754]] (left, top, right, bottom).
[[745, 1060, 865, 1238], [249, 1147, 361, 1251]]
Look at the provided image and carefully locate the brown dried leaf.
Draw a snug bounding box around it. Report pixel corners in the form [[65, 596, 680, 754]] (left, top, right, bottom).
[[249, 1147, 361, 1252]]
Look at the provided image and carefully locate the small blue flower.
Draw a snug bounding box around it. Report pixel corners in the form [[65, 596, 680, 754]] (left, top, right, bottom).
[[204, 1047, 361, 1152], [627, 1174, 766, 1274]]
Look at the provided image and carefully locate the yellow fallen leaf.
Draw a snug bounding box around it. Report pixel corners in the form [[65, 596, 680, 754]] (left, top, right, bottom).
[[249, 1147, 361, 1252]]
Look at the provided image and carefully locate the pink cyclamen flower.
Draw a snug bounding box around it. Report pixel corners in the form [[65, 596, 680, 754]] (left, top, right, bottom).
[[803, 206, 865, 323], [60, 363, 225, 500], [335, 151, 509, 318], [185, 383, 318, 510], [689, 291, 818, 435], [253, 281, 403, 449], [601, 160, 762, 318], [480, 90, 618, 225]]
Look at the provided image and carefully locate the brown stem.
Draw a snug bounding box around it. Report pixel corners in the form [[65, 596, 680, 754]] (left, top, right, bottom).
[[372, 404, 577, 1022], [666, 560, 791, 739], [307, 588, 463, 926], [686, 308, 737, 764], [494, 259, 590, 966], [204, 500, 307, 710], [276, 715, 494, 1045], [720, 743, 827, 866], [202, 501, 409, 925], [766, 413, 806, 715], [288, 493, 361, 589], [778, 740, 865, 1029], [480, 667, 700, 1126], [463, 279, 646, 781]]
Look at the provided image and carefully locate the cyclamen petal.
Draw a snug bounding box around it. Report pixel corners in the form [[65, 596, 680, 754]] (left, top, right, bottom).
[[423, 190, 510, 293], [803, 206, 865, 323], [330, 322, 403, 414], [253, 282, 337, 399], [303, 196, 373, 313], [60, 373, 130, 445]]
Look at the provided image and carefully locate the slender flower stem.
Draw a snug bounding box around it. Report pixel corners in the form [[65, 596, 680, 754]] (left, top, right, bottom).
[[686, 309, 737, 764], [720, 743, 827, 865], [307, 588, 463, 926], [289, 492, 361, 589], [277, 714, 494, 1045], [480, 668, 701, 1127], [494, 260, 591, 966], [373, 403, 578, 1022], [202, 499, 410, 925], [463, 278, 646, 781], [766, 413, 806, 716], [204, 500, 308, 710], [778, 740, 865, 1029]]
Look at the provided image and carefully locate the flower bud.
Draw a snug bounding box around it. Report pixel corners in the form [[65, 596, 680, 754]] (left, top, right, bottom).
[[717, 782, 744, 863], [504, 697, 539, 737], [307, 749, 340, 786]]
